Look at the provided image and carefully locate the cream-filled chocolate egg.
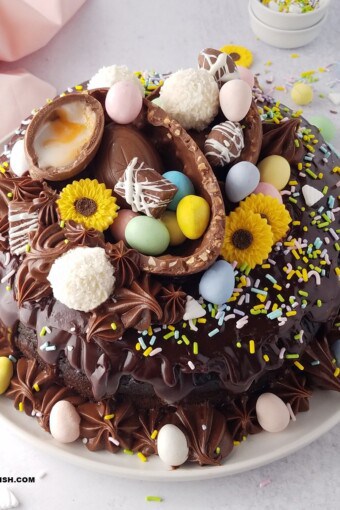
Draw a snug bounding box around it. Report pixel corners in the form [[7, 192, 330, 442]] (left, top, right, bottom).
[[25, 94, 104, 181], [198, 48, 239, 88], [204, 121, 244, 167]]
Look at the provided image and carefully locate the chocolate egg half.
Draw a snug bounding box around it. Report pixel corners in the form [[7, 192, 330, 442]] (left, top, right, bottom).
[[25, 93, 104, 181]]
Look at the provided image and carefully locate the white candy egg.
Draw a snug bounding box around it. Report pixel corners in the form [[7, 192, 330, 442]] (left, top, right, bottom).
[[9, 139, 29, 177], [49, 400, 81, 443], [256, 393, 291, 433], [225, 161, 260, 202], [157, 424, 189, 467], [219, 79, 252, 122]]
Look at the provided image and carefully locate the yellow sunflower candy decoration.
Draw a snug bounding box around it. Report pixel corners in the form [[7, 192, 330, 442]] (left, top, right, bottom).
[[57, 178, 119, 232], [238, 194, 292, 243], [221, 208, 273, 269], [219, 44, 253, 68]]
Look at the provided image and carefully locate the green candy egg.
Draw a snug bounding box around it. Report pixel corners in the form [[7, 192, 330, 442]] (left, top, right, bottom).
[[0, 356, 14, 394], [308, 115, 336, 143], [125, 216, 170, 255]]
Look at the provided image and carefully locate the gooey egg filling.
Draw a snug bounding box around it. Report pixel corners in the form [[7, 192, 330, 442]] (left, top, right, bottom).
[[33, 101, 96, 169]]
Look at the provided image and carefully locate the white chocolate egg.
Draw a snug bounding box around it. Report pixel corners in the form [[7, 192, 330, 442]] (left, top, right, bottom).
[[256, 393, 291, 433], [219, 79, 252, 122], [157, 424, 189, 467], [49, 400, 81, 443], [10, 139, 29, 177]]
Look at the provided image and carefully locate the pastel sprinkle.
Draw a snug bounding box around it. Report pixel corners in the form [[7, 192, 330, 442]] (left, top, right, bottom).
[[137, 452, 147, 462]]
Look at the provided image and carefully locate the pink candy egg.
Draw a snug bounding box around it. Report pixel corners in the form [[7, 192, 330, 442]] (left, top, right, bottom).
[[237, 66, 255, 89], [219, 79, 252, 122], [105, 81, 143, 124], [110, 209, 139, 242], [253, 182, 283, 203]]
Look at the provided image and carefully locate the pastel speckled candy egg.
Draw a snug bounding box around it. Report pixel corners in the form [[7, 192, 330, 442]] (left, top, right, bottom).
[[157, 424, 189, 467], [225, 161, 260, 202], [332, 339, 340, 367], [163, 171, 195, 211], [0, 357, 13, 394], [109, 209, 139, 242], [257, 155, 291, 191], [199, 260, 235, 305], [10, 139, 29, 177], [176, 195, 210, 240], [105, 81, 143, 124], [125, 216, 170, 255], [219, 79, 252, 122], [291, 82, 313, 106], [160, 211, 187, 246], [237, 66, 255, 89], [253, 182, 283, 204], [256, 393, 290, 433], [49, 400, 81, 443]]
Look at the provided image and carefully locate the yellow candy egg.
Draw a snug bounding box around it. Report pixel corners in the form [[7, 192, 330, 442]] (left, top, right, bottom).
[[291, 82, 313, 106], [176, 195, 210, 240], [161, 211, 187, 246], [257, 155, 291, 191], [0, 356, 14, 394]]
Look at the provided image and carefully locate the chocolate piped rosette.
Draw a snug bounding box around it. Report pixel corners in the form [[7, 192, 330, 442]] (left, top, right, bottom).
[[0, 47, 339, 469]]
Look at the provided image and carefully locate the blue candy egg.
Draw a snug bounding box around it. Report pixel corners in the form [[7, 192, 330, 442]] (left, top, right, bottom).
[[332, 339, 340, 367], [199, 260, 235, 305], [225, 161, 260, 203], [163, 171, 195, 211]]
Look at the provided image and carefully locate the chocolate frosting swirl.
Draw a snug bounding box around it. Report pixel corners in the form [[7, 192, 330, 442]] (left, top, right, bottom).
[[87, 274, 163, 342], [6, 357, 55, 415], [301, 336, 340, 392], [15, 223, 70, 305], [157, 284, 187, 325], [13, 178, 44, 202], [65, 220, 105, 247], [105, 240, 140, 288], [222, 395, 261, 441], [172, 403, 233, 465], [38, 384, 85, 431], [132, 408, 170, 456], [31, 184, 59, 226], [0, 176, 27, 216], [78, 400, 139, 452], [270, 369, 312, 413], [0, 214, 9, 251], [261, 118, 305, 165]]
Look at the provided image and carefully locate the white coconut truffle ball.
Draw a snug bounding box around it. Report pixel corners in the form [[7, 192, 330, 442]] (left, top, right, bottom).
[[87, 64, 144, 95], [159, 68, 219, 131], [47, 247, 115, 312]]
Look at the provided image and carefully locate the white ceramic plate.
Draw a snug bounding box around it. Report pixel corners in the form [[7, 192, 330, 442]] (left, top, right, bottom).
[[0, 391, 339, 481], [1, 134, 339, 481]]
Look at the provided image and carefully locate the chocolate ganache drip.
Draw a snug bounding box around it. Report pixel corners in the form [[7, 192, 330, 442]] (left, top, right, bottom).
[[105, 240, 140, 288], [15, 222, 71, 305], [260, 118, 304, 165]]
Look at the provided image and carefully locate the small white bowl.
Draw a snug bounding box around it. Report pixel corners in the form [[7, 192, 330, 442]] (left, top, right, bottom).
[[249, 4, 327, 48], [250, 0, 330, 30]]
